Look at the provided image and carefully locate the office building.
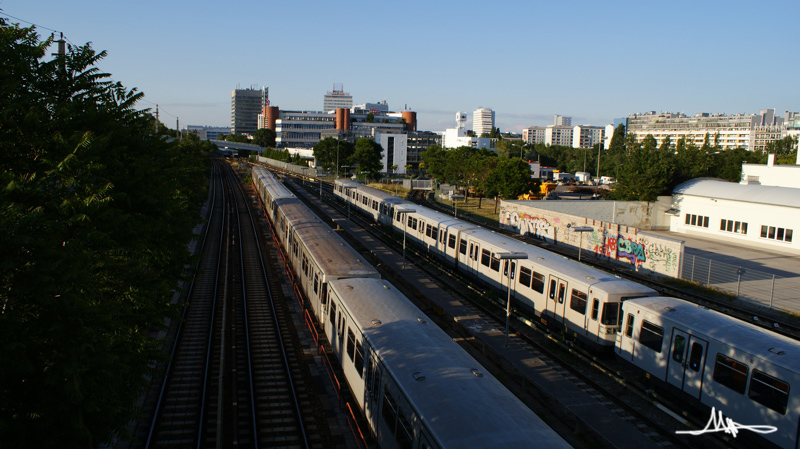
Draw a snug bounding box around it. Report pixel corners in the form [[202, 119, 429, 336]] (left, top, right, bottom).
[[323, 84, 353, 113], [231, 86, 269, 135]]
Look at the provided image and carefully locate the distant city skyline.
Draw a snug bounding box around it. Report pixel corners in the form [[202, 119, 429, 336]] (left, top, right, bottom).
[[3, 0, 799, 133]]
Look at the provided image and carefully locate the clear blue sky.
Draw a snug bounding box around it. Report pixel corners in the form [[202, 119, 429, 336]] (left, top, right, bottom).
[[4, 0, 799, 133]]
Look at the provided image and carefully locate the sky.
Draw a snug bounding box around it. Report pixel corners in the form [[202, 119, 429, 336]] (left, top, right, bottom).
[[3, 0, 799, 134]]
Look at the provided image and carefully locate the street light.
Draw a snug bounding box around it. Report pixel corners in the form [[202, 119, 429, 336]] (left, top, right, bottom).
[[396, 208, 416, 269], [568, 224, 594, 261], [450, 193, 464, 218], [497, 251, 528, 347]]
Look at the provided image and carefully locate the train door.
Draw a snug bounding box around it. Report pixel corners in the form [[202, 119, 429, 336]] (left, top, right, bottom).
[[466, 240, 480, 277], [666, 328, 708, 399], [546, 276, 568, 324]]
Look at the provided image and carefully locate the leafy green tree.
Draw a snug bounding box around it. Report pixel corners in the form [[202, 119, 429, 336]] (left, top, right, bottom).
[[483, 158, 533, 198], [0, 24, 209, 448], [607, 124, 626, 155], [221, 133, 250, 143], [252, 127, 276, 148], [708, 148, 766, 182], [349, 137, 384, 181], [313, 137, 354, 175], [420, 145, 448, 181], [765, 136, 798, 155], [608, 134, 673, 201]]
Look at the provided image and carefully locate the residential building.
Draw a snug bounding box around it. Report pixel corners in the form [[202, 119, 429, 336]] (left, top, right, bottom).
[[554, 114, 572, 126], [473, 107, 495, 136], [231, 86, 268, 135], [522, 126, 547, 145], [572, 125, 605, 149], [545, 125, 574, 147], [626, 109, 786, 151], [323, 84, 353, 113]]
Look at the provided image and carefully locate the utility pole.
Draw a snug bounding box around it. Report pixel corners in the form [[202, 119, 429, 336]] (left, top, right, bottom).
[[176, 118, 180, 139], [155, 104, 159, 134]]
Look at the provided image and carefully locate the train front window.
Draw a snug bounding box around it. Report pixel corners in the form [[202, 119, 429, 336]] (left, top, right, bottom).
[[601, 302, 620, 326]]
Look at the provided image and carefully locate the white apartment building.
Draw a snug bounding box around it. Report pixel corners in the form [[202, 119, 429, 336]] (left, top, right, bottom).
[[545, 125, 574, 147], [523, 125, 603, 148], [473, 107, 495, 136], [323, 84, 353, 113], [626, 109, 785, 151], [572, 125, 605, 149], [231, 86, 269, 135], [523, 126, 547, 145]]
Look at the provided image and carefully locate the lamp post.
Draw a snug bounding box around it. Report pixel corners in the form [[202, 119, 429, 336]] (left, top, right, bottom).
[[450, 193, 464, 218], [568, 225, 594, 261], [497, 252, 528, 347], [396, 208, 416, 269]]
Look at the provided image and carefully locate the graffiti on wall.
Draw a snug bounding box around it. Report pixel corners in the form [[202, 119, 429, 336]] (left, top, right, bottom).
[[617, 236, 646, 266], [504, 211, 555, 242], [587, 230, 617, 257]]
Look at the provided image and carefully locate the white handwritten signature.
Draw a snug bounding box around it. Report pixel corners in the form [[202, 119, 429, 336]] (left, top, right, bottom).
[[676, 407, 777, 438]]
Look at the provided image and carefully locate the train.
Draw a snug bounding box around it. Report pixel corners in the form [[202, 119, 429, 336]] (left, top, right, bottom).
[[333, 177, 800, 449], [333, 178, 657, 350], [251, 166, 572, 449]]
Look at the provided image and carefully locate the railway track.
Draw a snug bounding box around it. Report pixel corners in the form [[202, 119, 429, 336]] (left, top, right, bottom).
[[135, 160, 330, 449]]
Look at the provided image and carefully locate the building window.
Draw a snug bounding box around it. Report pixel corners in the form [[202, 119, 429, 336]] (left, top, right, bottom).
[[720, 219, 747, 234], [685, 213, 709, 228], [761, 225, 793, 243]]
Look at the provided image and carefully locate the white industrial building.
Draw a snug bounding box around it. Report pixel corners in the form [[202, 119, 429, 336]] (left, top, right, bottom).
[[670, 176, 800, 254], [442, 112, 492, 149], [323, 84, 353, 113]]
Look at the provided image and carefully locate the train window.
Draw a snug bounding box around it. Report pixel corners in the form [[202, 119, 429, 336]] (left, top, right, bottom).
[[532, 272, 545, 294], [687, 343, 703, 371], [431, 227, 438, 242], [490, 253, 500, 272], [748, 370, 789, 415], [329, 301, 336, 326], [407, 216, 412, 227], [449, 234, 456, 249], [671, 335, 686, 363], [397, 410, 413, 449], [557, 283, 566, 303], [425, 224, 432, 238], [624, 314, 634, 337], [713, 354, 749, 395], [569, 290, 588, 315], [411, 218, 418, 230], [313, 273, 319, 294], [354, 340, 364, 378], [347, 328, 356, 362], [602, 302, 620, 326], [638, 320, 664, 353], [302, 255, 309, 276], [382, 387, 398, 435], [320, 284, 327, 305], [374, 368, 382, 401], [591, 299, 599, 320], [481, 249, 491, 267], [459, 239, 467, 255], [548, 279, 557, 300], [519, 267, 532, 288], [366, 358, 374, 392], [472, 245, 479, 261]]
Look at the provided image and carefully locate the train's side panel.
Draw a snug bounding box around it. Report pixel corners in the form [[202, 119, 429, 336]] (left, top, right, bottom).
[[618, 297, 800, 449]]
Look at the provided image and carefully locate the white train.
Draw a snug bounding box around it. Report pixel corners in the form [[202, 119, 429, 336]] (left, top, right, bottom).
[[617, 297, 800, 449], [333, 179, 657, 349], [252, 166, 572, 449]]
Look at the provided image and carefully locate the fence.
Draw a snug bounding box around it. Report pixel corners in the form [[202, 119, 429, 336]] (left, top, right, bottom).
[[680, 254, 800, 314]]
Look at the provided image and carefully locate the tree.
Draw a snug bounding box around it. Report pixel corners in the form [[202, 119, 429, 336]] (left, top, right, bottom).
[[608, 134, 673, 201], [313, 137, 354, 175], [0, 24, 209, 448], [252, 127, 276, 148], [607, 124, 627, 155], [483, 158, 534, 198], [349, 137, 384, 182], [765, 136, 798, 155], [420, 145, 448, 181]]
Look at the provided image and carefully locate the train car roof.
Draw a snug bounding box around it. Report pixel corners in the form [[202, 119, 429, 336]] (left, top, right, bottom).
[[335, 179, 415, 206], [330, 278, 571, 448], [624, 297, 800, 371], [279, 200, 379, 278], [253, 166, 295, 200]]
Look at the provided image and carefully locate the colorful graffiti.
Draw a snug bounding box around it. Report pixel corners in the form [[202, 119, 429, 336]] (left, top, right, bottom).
[[617, 236, 646, 266], [504, 212, 554, 242], [587, 230, 617, 258]]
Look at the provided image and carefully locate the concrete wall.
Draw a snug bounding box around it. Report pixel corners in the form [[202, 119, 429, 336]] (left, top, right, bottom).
[[503, 197, 673, 231], [499, 201, 684, 277]]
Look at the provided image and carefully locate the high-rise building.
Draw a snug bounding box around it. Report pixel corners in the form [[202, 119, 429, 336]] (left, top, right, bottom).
[[473, 107, 495, 136], [231, 86, 269, 135], [323, 84, 353, 112], [553, 114, 572, 126]]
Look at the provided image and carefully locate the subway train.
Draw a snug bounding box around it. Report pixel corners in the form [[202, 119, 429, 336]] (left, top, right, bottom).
[[333, 179, 657, 350], [333, 178, 800, 448], [618, 297, 800, 449], [251, 166, 572, 449]]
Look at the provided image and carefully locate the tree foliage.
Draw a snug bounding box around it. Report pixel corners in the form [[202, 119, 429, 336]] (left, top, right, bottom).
[[0, 25, 210, 448], [312, 137, 354, 175], [252, 127, 276, 148], [350, 137, 384, 182], [483, 158, 534, 198]]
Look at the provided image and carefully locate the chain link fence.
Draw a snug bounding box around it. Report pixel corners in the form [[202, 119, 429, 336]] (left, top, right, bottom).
[[680, 254, 800, 314]]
